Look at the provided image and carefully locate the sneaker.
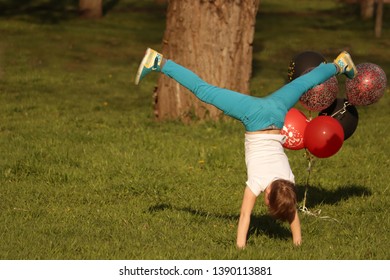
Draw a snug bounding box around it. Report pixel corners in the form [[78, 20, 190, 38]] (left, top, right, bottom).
[[333, 51, 357, 79], [135, 48, 163, 85]]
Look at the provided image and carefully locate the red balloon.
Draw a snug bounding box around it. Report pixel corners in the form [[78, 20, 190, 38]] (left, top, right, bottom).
[[299, 67, 339, 111], [346, 63, 387, 106], [281, 108, 309, 150], [304, 116, 344, 158]]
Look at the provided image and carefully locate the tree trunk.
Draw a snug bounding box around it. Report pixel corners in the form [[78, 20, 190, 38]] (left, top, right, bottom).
[[79, 0, 102, 19], [154, 0, 260, 122], [360, 0, 375, 20], [375, 0, 384, 38]]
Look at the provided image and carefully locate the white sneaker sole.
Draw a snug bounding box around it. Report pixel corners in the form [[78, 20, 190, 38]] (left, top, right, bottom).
[[135, 48, 153, 85]]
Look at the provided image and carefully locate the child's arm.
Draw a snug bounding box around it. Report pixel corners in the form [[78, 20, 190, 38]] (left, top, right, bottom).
[[290, 209, 302, 246], [236, 186, 257, 249]]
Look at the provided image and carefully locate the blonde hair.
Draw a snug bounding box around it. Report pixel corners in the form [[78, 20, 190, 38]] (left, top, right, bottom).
[[268, 179, 297, 223]]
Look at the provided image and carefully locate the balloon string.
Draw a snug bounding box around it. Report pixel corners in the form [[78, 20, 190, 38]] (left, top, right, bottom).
[[299, 149, 340, 222], [301, 111, 313, 211], [300, 149, 314, 212], [330, 101, 351, 118]]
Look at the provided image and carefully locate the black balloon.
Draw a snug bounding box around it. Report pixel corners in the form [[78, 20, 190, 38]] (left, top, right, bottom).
[[288, 51, 326, 81], [319, 98, 359, 140]]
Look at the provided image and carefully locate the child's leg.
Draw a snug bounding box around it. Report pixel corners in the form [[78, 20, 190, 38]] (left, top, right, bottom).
[[268, 63, 338, 110], [162, 60, 258, 123]]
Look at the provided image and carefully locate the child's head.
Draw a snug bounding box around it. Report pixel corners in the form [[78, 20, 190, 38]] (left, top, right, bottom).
[[266, 179, 297, 223]]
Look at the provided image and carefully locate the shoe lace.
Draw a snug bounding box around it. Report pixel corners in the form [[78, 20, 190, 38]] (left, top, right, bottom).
[[152, 56, 159, 70]]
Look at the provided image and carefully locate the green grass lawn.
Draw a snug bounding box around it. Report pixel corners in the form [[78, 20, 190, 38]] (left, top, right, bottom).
[[0, 0, 389, 260]]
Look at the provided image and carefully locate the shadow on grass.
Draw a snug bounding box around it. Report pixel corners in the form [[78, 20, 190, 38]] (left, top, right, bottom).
[[147, 203, 291, 242], [148, 203, 238, 221], [0, 0, 121, 23], [248, 214, 291, 241], [147, 184, 371, 243], [0, 0, 77, 23], [296, 184, 372, 209]]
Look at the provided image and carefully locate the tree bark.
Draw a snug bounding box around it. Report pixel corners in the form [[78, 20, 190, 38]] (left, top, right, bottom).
[[360, 0, 375, 20], [375, 0, 384, 38], [154, 0, 260, 122], [79, 0, 102, 19]]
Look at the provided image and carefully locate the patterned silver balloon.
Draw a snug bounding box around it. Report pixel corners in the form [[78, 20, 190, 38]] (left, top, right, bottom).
[[299, 67, 339, 111]]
